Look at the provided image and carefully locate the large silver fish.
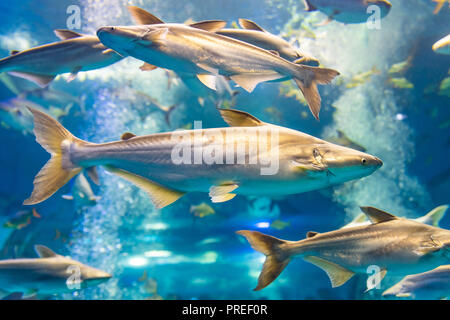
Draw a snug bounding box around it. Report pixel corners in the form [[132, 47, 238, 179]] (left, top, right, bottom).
[[23, 107, 382, 208], [97, 7, 340, 120], [302, 0, 392, 24], [0, 30, 123, 87], [382, 265, 450, 299], [0, 245, 111, 298], [237, 206, 450, 290]]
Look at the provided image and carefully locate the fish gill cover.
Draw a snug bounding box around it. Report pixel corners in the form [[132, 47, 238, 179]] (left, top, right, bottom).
[[0, 0, 448, 300]]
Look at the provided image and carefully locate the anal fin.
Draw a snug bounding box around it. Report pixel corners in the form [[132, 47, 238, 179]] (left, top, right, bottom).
[[230, 73, 284, 92], [104, 166, 184, 209], [303, 256, 355, 288]]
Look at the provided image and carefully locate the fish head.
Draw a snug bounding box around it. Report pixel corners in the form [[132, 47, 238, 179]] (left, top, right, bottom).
[[97, 25, 154, 56], [78, 263, 112, 288], [289, 138, 382, 184]]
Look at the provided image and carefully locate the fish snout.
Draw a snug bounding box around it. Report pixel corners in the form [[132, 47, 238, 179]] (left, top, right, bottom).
[[97, 26, 116, 37], [366, 155, 383, 168]]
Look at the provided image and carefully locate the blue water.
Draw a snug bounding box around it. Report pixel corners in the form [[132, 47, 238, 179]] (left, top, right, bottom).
[[0, 0, 449, 300]]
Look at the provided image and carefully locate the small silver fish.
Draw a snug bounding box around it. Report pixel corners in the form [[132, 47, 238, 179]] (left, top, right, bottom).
[[0, 30, 123, 87]]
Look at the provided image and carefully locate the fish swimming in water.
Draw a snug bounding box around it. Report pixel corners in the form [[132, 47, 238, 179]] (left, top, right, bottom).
[[190, 202, 216, 218], [97, 6, 340, 120], [0, 245, 111, 298], [302, 0, 392, 24], [0, 29, 123, 87], [0, 96, 69, 135], [341, 205, 448, 229], [3, 208, 41, 230], [237, 206, 450, 290], [23, 107, 382, 208], [432, 34, 450, 55], [215, 19, 318, 65], [382, 265, 450, 299], [61, 172, 101, 206]]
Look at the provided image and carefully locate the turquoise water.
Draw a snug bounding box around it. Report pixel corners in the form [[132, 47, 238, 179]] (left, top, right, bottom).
[[0, 0, 449, 300]]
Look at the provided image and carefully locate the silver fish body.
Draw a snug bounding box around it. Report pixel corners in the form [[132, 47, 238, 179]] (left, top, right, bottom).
[[23, 107, 381, 208]]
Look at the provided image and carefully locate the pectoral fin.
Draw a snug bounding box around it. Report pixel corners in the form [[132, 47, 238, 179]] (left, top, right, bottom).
[[67, 67, 82, 83], [230, 73, 284, 92], [209, 183, 238, 203], [196, 74, 217, 90], [303, 256, 355, 288], [104, 166, 184, 209], [8, 71, 55, 88], [86, 167, 100, 185]]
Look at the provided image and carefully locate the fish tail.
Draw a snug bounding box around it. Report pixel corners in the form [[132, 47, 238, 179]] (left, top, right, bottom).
[[23, 107, 88, 205], [293, 65, 340, 120], [236, 230, 291, 291]]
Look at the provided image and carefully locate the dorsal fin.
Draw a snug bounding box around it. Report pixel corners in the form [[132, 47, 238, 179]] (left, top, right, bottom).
[[218, 108, 265, 127], [306, 231, 319, 238], [121, 132, 136, 140], [10, 50, 19, 55], [127, 6, 164, 25], [34, 245, 58, 258], [54, 29, 83, 40], [189, 20, 227, 32], [238, 19, 265, 32], [360, 206, 398, 224]]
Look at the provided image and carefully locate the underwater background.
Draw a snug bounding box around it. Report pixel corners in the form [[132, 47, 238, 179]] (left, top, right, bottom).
[[0, 0, 449, 299]]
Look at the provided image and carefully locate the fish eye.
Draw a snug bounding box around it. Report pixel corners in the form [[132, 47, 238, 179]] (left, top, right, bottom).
[[361, 158, 367, 165]]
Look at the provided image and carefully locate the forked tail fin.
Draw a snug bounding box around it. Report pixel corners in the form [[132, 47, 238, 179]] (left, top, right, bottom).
[[23, 107, 87, 205], [236, 230, 290, 290], [294, 65, 340, 120]]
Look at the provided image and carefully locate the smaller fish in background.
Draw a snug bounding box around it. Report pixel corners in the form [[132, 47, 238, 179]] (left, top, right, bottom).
[[345, 67, 380, 88], [270, 219, 290, 230], [190, 202, 216, 218], [0, 245, 111, 298], [53, 229, 69, 243], [62, 172, 101, 206], [138, 270, 163, 300], [388, 77, 414, 89], [264, 106, 283, 123], [388, 56, 413, 75], [302, 0, 392, 25], [326, 130, 366, 152], [438, 77, 450, 98], [432, 0, 450, 15], [383, 265, 450, 299], [0, 30, 123, 87], [3, 208, 41, 230], [432, 34, 450, 55]]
